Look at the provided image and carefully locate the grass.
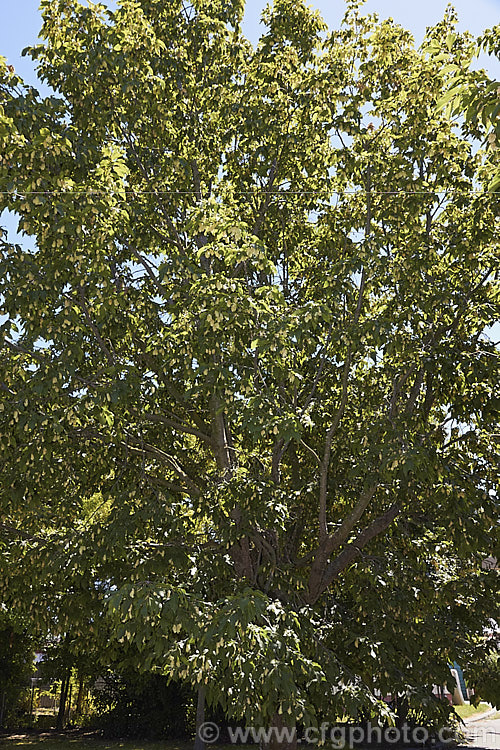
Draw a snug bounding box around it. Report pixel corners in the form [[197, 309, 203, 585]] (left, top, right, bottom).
[[0, 736, 194, 750], [5, 712, 500, 750], [454, 702, 492, 719], [0, 736, 239, 750]]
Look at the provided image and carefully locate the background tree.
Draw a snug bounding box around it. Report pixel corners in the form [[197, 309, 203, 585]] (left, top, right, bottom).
[[0, 0, 498, 742], [467, 649, 500, 709], [0, 610, 35, 728], [37, 633, 103, 730], [90, 669, 196, 740]]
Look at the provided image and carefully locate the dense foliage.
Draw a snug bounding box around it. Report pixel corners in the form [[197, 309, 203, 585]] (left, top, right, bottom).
[[0, 610, 35, 728], [467, 647, 500, 709], [91, 671, 195, 739], [431, 23, 500, 192], [0, 0, 498, 736]]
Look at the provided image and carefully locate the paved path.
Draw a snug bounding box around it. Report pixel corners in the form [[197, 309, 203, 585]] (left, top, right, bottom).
[[465, 709, 499, 725], [456, 718, 500, 750]]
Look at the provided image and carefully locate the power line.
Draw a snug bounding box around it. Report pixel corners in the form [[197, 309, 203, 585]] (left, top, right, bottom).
[[0, 189, 498, 196]]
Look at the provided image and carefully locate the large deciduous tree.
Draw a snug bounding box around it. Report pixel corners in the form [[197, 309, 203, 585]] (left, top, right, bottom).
[[431, 22, 500, 192], [0, 0, 498, 739]]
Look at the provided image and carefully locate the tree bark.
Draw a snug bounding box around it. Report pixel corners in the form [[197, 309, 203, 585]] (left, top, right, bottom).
[[193, 686, 206, 750], [0, 691, 6, 728], [66, 681, 72, 724], [75, 675, 85, 717], [56, 670, 70, 730], [265, 712, 297, 750]]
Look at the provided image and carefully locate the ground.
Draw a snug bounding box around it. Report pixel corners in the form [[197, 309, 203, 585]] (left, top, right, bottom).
[[457, 717, 500, 750], [2, 720, 500, 750], [0, 735, 185, 750], [456, 705, 493, 720]]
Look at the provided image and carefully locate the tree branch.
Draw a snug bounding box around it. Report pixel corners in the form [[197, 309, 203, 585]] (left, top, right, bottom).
[[308, 504, 400, 603], [252, 156, 279, 237], [77, 286, 116, 365], [318, 168, 372, 540], [131, 411, 213, 445]]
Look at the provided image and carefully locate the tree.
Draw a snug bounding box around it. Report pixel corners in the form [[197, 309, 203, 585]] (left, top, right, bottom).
[[430, 19, 500, 191], [0, 0, 498, 743], [0, 610, 35, 728], [90, 669, 196, 739], [37, 633, 100, 729], [469, 649, 500, 709]]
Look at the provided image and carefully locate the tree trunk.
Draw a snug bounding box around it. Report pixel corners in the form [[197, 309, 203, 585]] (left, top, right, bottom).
[[29, 682, 35, 725], [266, 713, 297, 750], [395, 693, 409, 728], [55, 677, 64, 730], [56, 670, 70, 730], [0, 691, 6, 728], [75, 675, 85, 717], [66, 681, 72, 724], [193, 686, 206, 750]]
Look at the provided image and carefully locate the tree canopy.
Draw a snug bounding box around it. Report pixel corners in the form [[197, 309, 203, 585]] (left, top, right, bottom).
[[0, 0, 498, 734], [431, 23, 500, 192]]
